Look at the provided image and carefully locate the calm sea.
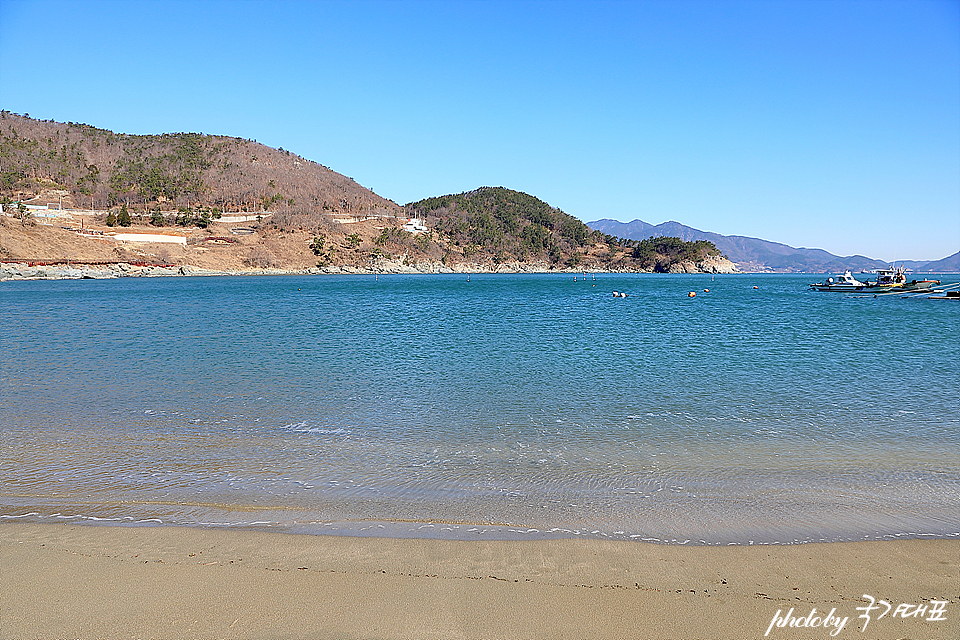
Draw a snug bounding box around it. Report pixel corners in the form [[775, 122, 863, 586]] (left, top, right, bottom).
[[2, 273, 958, 544]]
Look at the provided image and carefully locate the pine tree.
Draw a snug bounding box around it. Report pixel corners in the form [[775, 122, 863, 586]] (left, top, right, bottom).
[[118, 203, 131, 227]]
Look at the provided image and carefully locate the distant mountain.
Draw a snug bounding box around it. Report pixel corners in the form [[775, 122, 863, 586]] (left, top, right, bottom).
[[586, 219, 953, 273], [919, 251, 960, 273]]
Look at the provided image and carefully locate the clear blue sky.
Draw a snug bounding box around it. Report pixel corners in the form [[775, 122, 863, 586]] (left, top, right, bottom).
[[1, 0, 957, 261]]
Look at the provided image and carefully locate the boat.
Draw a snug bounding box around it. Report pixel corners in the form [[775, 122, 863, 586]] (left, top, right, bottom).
[[873, 267, 941, 291], [809, 271, 871, 291], [810, 266, 941, 292], [873, 267, 906, 287], [924, 291, 960, 301], [901, 278, 942, 291]]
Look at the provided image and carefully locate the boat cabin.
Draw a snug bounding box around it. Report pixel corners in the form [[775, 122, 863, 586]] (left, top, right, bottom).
[[874, 267, 907, 287]]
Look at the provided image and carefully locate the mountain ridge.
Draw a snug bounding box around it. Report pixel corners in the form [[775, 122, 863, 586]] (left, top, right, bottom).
[[586, 218, 959, 273]]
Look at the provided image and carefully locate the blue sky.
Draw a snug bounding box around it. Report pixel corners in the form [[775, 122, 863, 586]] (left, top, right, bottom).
[[1, 0, 957, 261]]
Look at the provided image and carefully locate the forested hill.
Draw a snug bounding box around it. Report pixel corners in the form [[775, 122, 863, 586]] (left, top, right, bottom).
[[0, 112, 399, 216], [406, 187, 595, 264], [405, 187, 732, 271]]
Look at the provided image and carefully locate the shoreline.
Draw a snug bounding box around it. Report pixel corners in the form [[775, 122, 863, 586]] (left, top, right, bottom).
[[2, 522, 956, 639], [3, 260, 956, 281], [0, 259, 739, 280], [5, 510, 959, 546]]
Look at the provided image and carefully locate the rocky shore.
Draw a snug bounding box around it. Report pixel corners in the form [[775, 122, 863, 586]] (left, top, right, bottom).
[[2, 252, 737, 281], [2, 257, 738, 280], [2, 210, 740, 280], [2, 262, 206, 280]]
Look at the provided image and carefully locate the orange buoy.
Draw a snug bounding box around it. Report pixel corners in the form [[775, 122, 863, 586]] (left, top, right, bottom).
[[703, 288, 709, 293], [688, 291, 696, 297]]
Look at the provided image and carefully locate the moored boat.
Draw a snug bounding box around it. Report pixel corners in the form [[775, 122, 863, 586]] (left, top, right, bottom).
[[811, 266, 941, 292], [901, 278, 942, 292], [925, 291, 960, 300], [809, 271, 870, 291], [873, 267, 941, 291], [873, 267, 906, 287]]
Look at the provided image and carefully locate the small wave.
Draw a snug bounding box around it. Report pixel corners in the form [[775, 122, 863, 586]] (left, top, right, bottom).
[[278, 421, 348, 435]]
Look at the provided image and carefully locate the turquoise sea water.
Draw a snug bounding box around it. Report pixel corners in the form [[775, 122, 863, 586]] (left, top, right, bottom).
[[2, 273, 958, 544]]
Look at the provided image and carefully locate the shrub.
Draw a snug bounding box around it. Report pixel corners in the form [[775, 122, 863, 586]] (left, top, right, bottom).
[[244, 247, 276, 268]]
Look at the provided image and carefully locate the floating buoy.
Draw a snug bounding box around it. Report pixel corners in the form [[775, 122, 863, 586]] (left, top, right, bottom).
[[688, 291, 696, 297], [753, 286, 759, 289], [703, 288, 709, 293]]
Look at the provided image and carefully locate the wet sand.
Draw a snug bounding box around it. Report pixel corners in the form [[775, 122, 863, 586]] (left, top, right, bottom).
[[1, 523, 956, 639]]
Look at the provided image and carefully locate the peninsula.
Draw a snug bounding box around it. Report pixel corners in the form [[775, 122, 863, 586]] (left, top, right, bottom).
[[1, 113, 736, 279]]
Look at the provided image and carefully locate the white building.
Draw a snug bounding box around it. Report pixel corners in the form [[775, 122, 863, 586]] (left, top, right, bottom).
[[402, 218, 428, 234]]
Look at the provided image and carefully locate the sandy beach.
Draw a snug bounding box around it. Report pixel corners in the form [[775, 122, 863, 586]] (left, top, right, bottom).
[[1, 523, 956, 639]]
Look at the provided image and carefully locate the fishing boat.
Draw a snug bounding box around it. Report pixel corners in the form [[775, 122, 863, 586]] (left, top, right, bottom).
[[810, 266, 941, 292], [873, 267, 941, 291], [873, 267, 906, 287]]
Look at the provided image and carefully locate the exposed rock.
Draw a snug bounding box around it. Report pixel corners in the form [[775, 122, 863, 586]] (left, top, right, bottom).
[[2, 251, 739, 281], [666, 254, 739, 274], [697, 253, 739, 273]]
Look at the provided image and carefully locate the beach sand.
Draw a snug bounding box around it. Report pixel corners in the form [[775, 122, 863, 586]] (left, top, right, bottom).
[[1, 523, 956, 639]]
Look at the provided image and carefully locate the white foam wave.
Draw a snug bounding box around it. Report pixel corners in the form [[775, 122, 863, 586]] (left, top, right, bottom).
[[278, 420, 348, 435]]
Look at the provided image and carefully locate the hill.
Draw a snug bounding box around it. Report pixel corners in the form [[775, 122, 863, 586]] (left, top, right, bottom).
[[0, 114, 735, 275], [403, 187, 735, 272], [586, 219, 954, 273], [0, 111, 398, 217], [919, 250, 960, 273]]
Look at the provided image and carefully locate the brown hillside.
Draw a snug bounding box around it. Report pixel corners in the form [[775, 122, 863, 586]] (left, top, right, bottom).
[[0, 112, 399, 217], [0, 212, 410, 272]]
